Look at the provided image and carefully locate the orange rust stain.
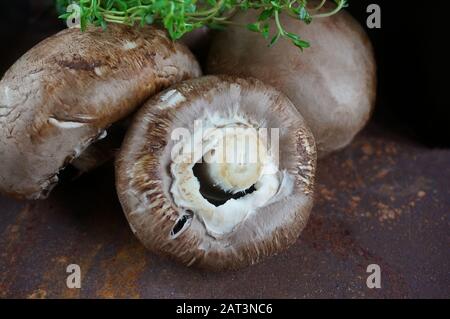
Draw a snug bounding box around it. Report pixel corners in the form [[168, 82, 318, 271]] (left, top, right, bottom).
[[27, 288, 48, 299], [384, 143, 398, 155], [361, 143, 374, 156], [375, 168, 390, 180], [377, 202, 402, 222], [96, 241, 148, 299], [347, 196, 361, 215], [342, 159, 354, 169], [417, 190, 426, 198], [318, 185, 336, 202], [2, 204, 32, 246]]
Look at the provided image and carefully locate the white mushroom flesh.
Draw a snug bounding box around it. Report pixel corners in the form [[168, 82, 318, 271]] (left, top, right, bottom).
[[170, 113, 293, 238]]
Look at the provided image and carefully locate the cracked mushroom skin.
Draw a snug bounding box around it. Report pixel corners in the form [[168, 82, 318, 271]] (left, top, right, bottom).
[[116, 75, 316, 270], [207, 6, 376, 157], [0, 24, 201, 199]]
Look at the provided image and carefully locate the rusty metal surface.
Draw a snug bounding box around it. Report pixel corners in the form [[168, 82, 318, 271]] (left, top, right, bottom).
[[0, 124, 449, 299], [0, 1, 449, 299]]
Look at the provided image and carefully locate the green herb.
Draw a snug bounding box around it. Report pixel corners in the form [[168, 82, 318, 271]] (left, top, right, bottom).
[[56, 0, 347, 50]]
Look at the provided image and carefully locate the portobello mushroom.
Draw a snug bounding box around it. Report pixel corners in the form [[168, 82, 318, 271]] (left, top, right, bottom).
[[0, 24, 201, 199], [207, 5, 376, 157], [116, 75, 316, 270]]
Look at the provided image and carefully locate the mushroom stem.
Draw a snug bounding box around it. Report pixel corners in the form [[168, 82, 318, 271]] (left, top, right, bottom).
[[70, 142, 114, 173], [200, 127, 266, 194], [71, 119, 129, 173]]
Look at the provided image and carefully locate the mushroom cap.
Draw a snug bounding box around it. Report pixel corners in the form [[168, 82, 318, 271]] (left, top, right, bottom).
[[116, 75, 316, 270], [0, 24, 201, 199], [207, 7, 376, 157]]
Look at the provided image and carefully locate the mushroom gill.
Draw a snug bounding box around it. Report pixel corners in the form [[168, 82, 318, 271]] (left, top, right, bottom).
[[170, 113, 286, 238], [116, 75, 317, 270]]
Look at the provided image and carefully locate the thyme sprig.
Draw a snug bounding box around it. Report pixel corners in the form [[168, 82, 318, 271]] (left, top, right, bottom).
[[57, 0, 348, 50]]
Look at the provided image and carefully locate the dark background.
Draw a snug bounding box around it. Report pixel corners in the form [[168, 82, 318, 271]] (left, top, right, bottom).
[[347, 0, 450, 147]]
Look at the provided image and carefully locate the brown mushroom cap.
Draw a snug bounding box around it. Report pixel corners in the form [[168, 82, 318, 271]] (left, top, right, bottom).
[[207, 7, 376, 157], [0, 24, 201, 199], [116, 75, 316, 270]]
